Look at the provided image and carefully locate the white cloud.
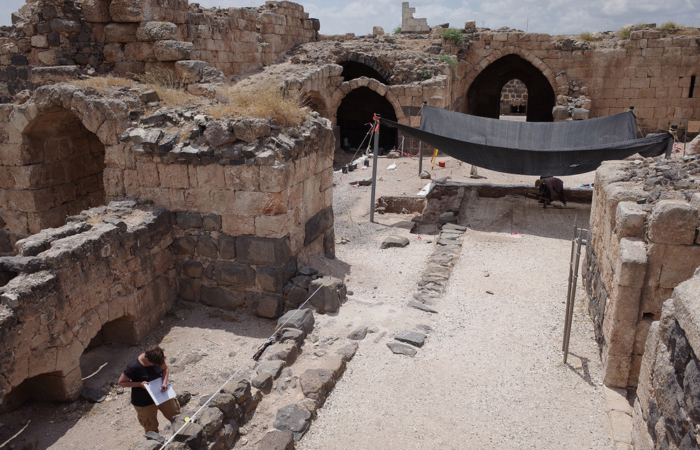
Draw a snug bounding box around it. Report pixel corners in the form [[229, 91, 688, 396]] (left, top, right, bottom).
[[0, 0, 697, 35]]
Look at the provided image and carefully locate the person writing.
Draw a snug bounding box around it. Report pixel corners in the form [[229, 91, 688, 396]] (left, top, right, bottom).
[[118, 346, 180, 434]]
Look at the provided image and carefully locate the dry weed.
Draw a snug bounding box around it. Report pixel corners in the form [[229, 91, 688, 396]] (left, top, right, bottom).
[[207, 83, 306, 126], [69, 76, 137, 89], [136, 67, 198, 106]]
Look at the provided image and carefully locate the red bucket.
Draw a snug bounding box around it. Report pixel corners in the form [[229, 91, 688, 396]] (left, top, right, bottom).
[[438, 161, 445, 167]]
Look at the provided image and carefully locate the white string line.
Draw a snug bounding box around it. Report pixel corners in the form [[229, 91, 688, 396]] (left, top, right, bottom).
[[159, 283, 325, 449], [0, 420, 30, 449], [82, 362, 108, 380]]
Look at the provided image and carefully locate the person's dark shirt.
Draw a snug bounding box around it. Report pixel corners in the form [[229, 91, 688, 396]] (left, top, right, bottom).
[[123, 357, 163, 407]]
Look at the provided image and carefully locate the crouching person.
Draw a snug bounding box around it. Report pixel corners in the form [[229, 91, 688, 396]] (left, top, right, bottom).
[[118, 346, 180, 433]]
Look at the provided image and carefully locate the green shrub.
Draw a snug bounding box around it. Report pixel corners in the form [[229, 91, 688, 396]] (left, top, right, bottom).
[[420, 70, 432, 80], [442, 28, 464, 45], [393, 26, 402, 35], [618, 28, 631, 39], [661, 21, 678, 30], [439, 54, 458, 67]]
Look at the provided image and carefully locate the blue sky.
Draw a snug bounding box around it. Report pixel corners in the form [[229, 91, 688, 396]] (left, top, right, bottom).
[[1, 0, 699, 35]]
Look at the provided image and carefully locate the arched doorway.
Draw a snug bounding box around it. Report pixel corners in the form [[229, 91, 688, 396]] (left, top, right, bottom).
[[340, 60, 390, 84], [21, 109, 106, 232], [500, 79, 528, 117], [336, 87, 398, 153], [466, 54, 555, 122]]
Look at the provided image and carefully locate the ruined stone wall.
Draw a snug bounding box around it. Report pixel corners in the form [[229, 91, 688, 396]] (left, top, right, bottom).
[[0, 202, 176, 409], [633, 271, 700, 450], [457, 30, 700, 131], [583, 159, 700, 388], [0, 0, 318, 99], [500, 78, 527, 114], [0, 81, 336, 410]]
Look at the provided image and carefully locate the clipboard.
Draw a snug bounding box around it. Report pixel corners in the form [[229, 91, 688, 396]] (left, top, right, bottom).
[[144, 377, 177, 405]]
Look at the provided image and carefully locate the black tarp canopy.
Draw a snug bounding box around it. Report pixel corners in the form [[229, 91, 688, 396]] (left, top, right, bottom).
[[382, 106, 671, 176]]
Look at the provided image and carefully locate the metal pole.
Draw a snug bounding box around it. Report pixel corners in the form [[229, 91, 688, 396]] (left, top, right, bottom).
[[418, 141, 423, 175], [562, 223, 578, 352], [369, 115, 380, 223], [564, 228, 584, 364], [418, 101, 427, 176]]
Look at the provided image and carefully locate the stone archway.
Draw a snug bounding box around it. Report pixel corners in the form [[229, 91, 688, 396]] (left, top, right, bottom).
[[338, 53, 392, 84], [337, 86, 398, 151], [1, 84, 129, 240], [18, 108, 107, 231], [464, 50, 557, 122], [326, 78, 406, 156], [303, 90, 332, 119]]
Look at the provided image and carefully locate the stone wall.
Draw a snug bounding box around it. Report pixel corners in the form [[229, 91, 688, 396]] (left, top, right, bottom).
[[500, 78, 527, 114], [457, 30, 700, 131], [0, 0, 318, 99], [632, 270, 700, 450], [583, 158, 700, 388], [0, 201, 176, 410]]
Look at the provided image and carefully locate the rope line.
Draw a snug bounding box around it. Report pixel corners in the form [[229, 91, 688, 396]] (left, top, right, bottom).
[[159, 284, 325, 449]]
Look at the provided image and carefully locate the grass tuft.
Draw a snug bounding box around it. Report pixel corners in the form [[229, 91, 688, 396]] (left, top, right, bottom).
[[393, 26, 402, 35], [70, 76, 137, 88], [207, 83, 306, 126], [578, 32, 598, 41], [439, 54, 458, 67], [618, 28, 631, 39], [661, 21, 678, 30]]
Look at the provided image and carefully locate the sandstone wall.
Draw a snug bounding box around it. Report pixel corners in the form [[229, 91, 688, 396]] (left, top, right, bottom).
[[0, 202, 176, 409], [0, 0, 318, 100], [457, 31, 700, 131], [632, 271, 700, 450], [583, 159, 700, 388]]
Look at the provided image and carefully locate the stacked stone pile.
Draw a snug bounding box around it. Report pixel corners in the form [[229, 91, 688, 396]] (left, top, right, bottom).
[[622, 155, 700, 201]]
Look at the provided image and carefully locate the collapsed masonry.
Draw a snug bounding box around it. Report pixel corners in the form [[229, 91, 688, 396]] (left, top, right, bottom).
[[0, 81, 335, 410]]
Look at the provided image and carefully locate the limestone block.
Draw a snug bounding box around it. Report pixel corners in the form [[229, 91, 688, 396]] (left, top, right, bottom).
[[233, 191, 287, 216], [572, 108, 590, 120], [105, 23, 139, 43], [224, 165, 259, 191], [552, 106, 569, 121], [259, 163, 292, 193], [104, 43, 125, 63], [615, 202, 647, 238], [603, 353, 632, 388], [110, 0, 148, 22], [154, 40, 194, 61], [30, 35, 48, 48], [174, 60, 208, 84], [648, 200, 698, 245], [615, 238, 647, 288], [124, 42, 155, 61], [83, 0, 112, 22], [195, 164, 225, 189], [372, 26, 384, 36], [158, 164, 189, 189], [255, 212, 292, 239], [221, 215, 255, 236], [136, 22, 178, 41]]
